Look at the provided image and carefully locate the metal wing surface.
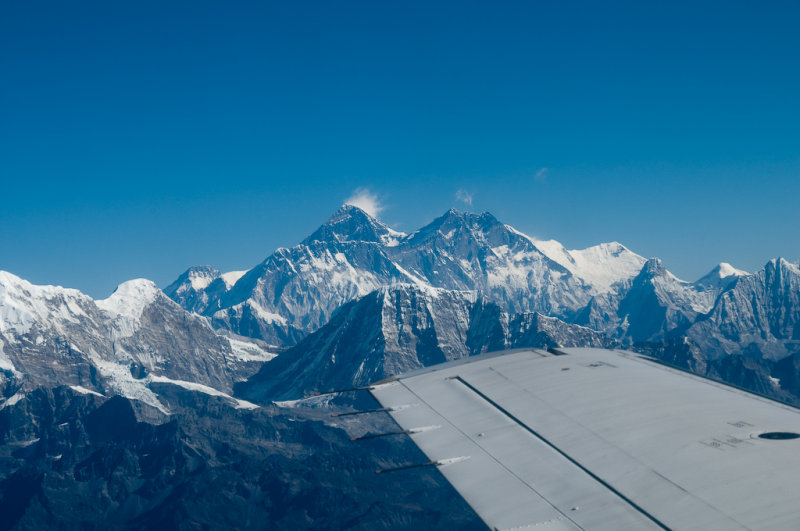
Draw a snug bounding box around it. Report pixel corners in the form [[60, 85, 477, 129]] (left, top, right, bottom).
[[369, 348, 800, 530]]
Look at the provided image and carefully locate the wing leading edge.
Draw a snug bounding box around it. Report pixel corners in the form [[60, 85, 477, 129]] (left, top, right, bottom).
[[369, 348, 800, 530]]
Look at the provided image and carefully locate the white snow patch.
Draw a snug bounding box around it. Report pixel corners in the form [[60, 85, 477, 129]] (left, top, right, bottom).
[[97, 279, 160, 319], [221, 270, 247, 288], [0, 392, 25, 409], [273, 394, 334, 408], [530, 239, 575, 269], [391, 263, 431, 288], [148, 375, 259, 409], [0, 270, 92, 335], [189, 273, 215, 291], [97, 279, 163, 339], [530, 239, 646, 293], [90, 358, 169, 413], [246, 302, 288, 326], [717, 262, 748, 278], [381, 228, 407, 247], [0, 341, 17, 374], [227, 337, 276, 362], [69, 385, 104, 397], [568, 242, 647, 292]]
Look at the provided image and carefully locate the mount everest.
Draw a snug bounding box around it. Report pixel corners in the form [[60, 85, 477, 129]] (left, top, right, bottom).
[[166, 205, 643, 347]]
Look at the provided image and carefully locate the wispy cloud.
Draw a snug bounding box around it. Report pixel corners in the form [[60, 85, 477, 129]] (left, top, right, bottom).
[[344, 187, 384, 218], [455, 189, 473, 206], [534, 167, 548, 182]]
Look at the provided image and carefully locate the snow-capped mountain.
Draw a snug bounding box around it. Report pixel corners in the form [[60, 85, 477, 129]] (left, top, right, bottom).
[[238, 284, 609, 402], [163, 265, 246, 314], [4, 203, 794, 410], [171, 206, 650, 347], [613, 258, 720, 342], [686, 258, 800, 360], [391, 209, 592, 316], [211, 239, 417, 345], [0, 271, 272, 412], [532, 239, 647, 294], [301, 203, 407, 246], [692, 262, 748, 292]]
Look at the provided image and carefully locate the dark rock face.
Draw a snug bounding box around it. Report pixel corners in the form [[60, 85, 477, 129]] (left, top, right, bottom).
[[0, 387, 483, 530], [616, 258, 706, 342], [237, 286, 477, 402], [163, 265, 225, 313], [239, 285, 615, 403], [507, 313, 612, 351]]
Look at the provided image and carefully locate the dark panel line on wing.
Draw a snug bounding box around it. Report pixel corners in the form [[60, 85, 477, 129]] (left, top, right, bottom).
[[452, 375, 671, 531], [390, 381, 583, 529]]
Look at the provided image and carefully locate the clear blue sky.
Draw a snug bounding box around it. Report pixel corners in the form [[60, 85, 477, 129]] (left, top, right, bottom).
[[2, 1, 799, 298]]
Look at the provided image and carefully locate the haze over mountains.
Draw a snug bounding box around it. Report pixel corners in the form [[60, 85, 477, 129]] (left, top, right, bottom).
[[1, 204, 799, 528]]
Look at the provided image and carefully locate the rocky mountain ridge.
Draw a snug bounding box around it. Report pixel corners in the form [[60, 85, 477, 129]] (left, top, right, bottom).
[[167, 205, 769, 361], [238, 283, 612, 403], [5, 204, 795, 408], [0, 271, 272, 414], [168, 205, 653, 346]]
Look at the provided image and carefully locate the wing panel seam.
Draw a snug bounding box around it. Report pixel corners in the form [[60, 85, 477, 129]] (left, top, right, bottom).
[[394, 379, 584, 530], [452, 375, 672, 531]]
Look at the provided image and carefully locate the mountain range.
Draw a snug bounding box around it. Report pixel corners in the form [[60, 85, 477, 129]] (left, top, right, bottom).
[[165, 206, 640, 346], [4, 205, 799, 405], [1, 204, 799, 528]]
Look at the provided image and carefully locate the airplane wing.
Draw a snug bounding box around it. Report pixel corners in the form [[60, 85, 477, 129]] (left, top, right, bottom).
[[368, 348, 800, 530]]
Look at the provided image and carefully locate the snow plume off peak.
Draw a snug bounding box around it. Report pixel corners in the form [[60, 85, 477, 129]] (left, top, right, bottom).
[[344, 187, 383, 218]]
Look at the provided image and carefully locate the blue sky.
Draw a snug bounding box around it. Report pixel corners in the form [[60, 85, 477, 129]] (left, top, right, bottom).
[[2, 1, 799, 298]]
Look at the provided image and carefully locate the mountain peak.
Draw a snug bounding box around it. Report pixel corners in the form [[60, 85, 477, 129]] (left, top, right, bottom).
[[181, 266, 222, 291], [410, 209, 503, 242], [765, 257, 800, 278], [640, 258, 668, 277], [439, 208, 500, 225], [302, 205, 405, 245], [694, 262, 747, 290], [716, 262, 747, 278], [96, 279, 162, 318]]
